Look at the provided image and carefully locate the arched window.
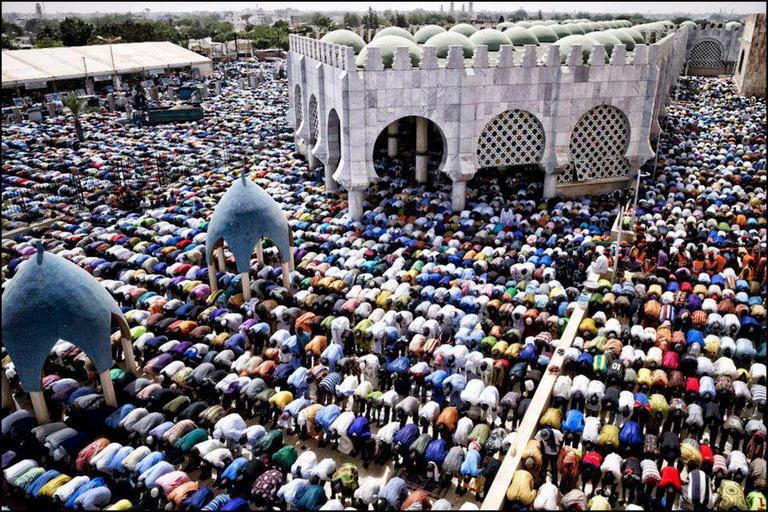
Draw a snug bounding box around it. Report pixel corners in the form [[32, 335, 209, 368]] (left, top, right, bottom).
[[476, 109, 545, 169], [562, 105, 630, 183]]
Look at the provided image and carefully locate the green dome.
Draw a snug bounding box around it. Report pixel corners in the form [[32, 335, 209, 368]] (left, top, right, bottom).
[[424, 31, 475, 58], [543, 20, 557, 26], [356, 35, 422, 68], [414, 24, 446, 44], [626, 28, 645, 44], [573, 23, 591, 34], [725, 21, 742, 30], [373, 26, 415, 42], [679, 20, 697, 29], [449, 23, 477, 37], [550, 24, 573, 39], [529, 20, 546, 26], [469, 28, 512, 51], [617, 20, 632, 27], [529, 25, 559, 43], [496, 21, 514, 31], [320, 30, 366, 54], [554, 34, 594, 63], [567, 24, 587, 35], [503, 26, 539, 46], [585, 31, 623, 56], [607, 29, 636, 51], [515, 21, 533, 28]]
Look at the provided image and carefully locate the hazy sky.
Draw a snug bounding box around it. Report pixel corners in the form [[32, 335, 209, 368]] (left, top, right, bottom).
[[3, 1, 766, 15]]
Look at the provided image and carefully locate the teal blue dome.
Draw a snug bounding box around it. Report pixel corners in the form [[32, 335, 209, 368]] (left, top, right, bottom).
[[496, 21, 514, 31], [607, 29, 636, 51], [585, 31, 623, 57], [554, 34, 594, 63], [550, 24, 573, 39]]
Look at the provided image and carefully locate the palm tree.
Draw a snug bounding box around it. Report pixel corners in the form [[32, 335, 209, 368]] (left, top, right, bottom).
[[63, 94, 86, 142]]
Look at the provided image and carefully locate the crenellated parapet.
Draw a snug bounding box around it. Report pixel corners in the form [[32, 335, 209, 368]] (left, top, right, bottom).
[[287, 27, 690, 217]]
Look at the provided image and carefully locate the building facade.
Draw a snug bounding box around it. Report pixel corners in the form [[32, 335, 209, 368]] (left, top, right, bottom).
[[733, 14, 766, 97], [286, 27, 694, 219]]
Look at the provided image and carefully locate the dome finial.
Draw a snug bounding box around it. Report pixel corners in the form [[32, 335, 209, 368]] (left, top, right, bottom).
[[36, 241, 44, 264]]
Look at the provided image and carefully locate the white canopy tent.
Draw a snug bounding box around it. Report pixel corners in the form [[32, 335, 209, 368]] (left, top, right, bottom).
[[2, 41, 214, 88]]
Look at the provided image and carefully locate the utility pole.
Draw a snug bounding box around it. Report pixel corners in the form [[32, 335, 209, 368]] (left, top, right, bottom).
[[97, 35, 122, 90]]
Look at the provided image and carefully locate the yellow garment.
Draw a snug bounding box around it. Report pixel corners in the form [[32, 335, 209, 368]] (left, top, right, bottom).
[[588, 495, 612, 510], [37, 474, 71, 497], [597, 425, 619, 448], [539, 408, 562, 429], [506, 470, 537, 505], [680, 442, 702, 467], [269, 390, 293, 410], [105, 500, 133, 510]]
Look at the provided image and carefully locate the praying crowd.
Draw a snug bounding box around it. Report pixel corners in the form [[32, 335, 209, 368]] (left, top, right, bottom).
[[1, 56, 765, 512]]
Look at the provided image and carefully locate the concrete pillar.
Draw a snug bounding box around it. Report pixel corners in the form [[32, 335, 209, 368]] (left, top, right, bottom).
[[30, 391, 50, 424], [255, 241, 264, 265], [281, 261, 291, 289], [12, 107, 22, 123], [99, 370, 117, 407], [107, 94, 116, 112], [214, 80, 221, 95], [239, 77, 245, 89], [121, 336, 138, 374], [208, 263, 218, 292], [125, 104, 133, 118], [543, 173, 558, 199], [348, 188, 364, 220], [451, 180, 467, 211], [47, 102, 57, 118], [241, 272, 252, 300], [415, 117, 428, 183], [112, 74, 121, 91], [85, 78, 95, 95], [217, 247, 226, 272], [387, 121, 398, 158], [149, 86, 159, 101], [1, 372, 12, 410], [307, 148, 317, 170]]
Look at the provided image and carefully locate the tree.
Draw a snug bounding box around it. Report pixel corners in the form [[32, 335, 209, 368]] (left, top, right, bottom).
[[395, 13, 407, 28], [63, 94, 87, 142], [2, 21, 23, 37], [362, 7, 379, 29], [34, 36, 64, 48], [343, 12, 361, 28], [2, 33, 17, 49], [499, 15, 505, 23], [59, 17, 94, 46], [536, 10, 543, 20]]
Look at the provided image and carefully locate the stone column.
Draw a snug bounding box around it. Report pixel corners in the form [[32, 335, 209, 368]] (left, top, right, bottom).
[[99, 369, 117, 407], [12, 107, 22, 123], [325, 167, 339, 192], [47, 102, 57, 118], [348, 188, 364, 220], [217, 247, 226, 272], [30, 391, 50, 424], [451, 180, 467, 211], [107, 94, 116, 112], [85, 78, 95, 95], [241, 272, 252, 300], [214, 80, 221, 95], [415, 117, 428, 183], [149, 86, 160, 101], [387, 121, 398, 158], [543, 173, 558, 198], [238, 77, 245, 89], [307, 146, 317, 170], [208, 263, 218, 292]]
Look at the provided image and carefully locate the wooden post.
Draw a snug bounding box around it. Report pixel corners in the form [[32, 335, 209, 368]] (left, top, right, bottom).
[[1, 372, 12, 409], [241, 272, 252, 300], [30, 391, 50, 424], [255, 240, 264, 265], [99, 370, 117, 407], [208, 263, 218, 292], [217, 247, 226, 272]]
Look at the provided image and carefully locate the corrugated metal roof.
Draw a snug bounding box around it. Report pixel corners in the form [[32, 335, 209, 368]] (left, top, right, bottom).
[[1, 41, 212, 87]]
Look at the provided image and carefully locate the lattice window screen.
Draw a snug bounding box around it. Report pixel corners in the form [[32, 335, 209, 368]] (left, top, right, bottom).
[[308, 95, 319, 144], [560, 105, 630, 183], [476, 109, 545, 169], [689, 40, 723, 68], [294, 85, 303, 129]]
